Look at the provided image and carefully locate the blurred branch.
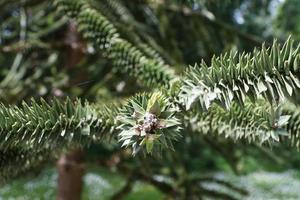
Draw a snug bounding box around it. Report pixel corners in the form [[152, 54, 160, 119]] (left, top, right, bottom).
[[1, 17, 67, 53], [199, 187, 239, 200], [1, 40, 50, 52], [113, 161, 178, 197], [20, 7, 27, 42], [31, 17, 68, 38], [136, 171, 177, 195], [190, 176, 248, 196], [203, 136, 240, 174], [110, 175, 135, 200], [254, 144, 285, 165], [163, 4, 264, 46], [0, 0, 46, 13]]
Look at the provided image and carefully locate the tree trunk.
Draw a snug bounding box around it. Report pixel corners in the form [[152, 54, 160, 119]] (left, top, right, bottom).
[[56, 149, 85, 200], [56, 21, 87, 200], [56, 21, 86, 200]]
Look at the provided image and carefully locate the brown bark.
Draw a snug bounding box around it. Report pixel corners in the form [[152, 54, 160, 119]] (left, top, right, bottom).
[[64, 21, 86, 70], [56, 21, 87, 200], [56, 149, 85, 200]]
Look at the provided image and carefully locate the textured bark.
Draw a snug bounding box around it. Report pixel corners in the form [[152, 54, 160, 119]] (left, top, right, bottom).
[[56, 149, 85, 200]]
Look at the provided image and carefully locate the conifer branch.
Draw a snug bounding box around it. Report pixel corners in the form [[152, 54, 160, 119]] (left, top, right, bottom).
[[2, 38, 300, 155], [0, 98, 116, 150], [283, 103, 300, 148], [180, 37, 300, 110], [187, 101, 290, 144], [2, 9, 300, 157], [55, 0, 176, 88], [95, 0, 170, 64]]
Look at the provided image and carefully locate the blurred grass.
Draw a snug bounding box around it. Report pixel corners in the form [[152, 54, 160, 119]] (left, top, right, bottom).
[[2, 167, 300, 200], [0, 167, 164, 200]]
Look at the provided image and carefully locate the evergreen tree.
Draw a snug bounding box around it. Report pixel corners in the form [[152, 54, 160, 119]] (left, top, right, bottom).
[[1, 0, 300, 199]]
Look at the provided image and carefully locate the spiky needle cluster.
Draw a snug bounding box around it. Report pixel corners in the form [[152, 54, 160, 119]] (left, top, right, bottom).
[[118, 92, 181, 155]]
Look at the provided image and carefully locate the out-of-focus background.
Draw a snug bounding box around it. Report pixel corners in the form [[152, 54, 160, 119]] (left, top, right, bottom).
[[1, 0, 300, 199]]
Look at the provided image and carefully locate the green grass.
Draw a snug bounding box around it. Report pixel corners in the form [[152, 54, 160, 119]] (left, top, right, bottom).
[[2, 167, 300, 200], [0, 167, 164, 200]]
